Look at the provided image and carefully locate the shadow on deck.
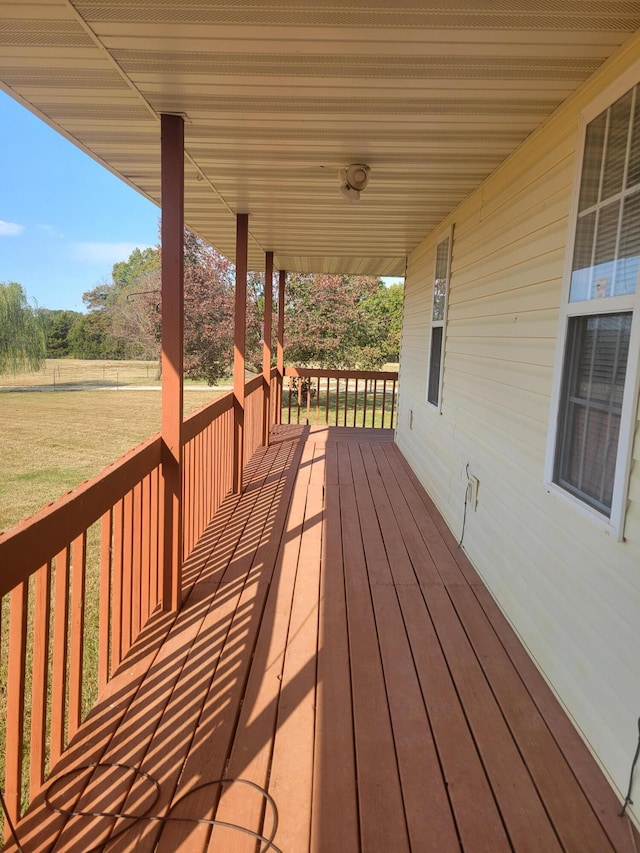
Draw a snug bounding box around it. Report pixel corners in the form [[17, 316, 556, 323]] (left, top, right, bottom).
[[4, 425, 638, 852]]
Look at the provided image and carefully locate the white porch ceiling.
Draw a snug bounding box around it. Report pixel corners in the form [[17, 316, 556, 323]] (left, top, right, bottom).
[[1, 1, 639, 275]]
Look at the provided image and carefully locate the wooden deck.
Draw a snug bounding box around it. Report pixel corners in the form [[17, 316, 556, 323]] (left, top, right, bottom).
[[5, 425, 638, 852]]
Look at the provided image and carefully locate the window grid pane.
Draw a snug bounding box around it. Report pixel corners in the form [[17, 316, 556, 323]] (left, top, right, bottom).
[[578, 113, 606, 211], [601, 90, 632, 200], [570, 84, 639, 302], [432, 238, 450, 321]]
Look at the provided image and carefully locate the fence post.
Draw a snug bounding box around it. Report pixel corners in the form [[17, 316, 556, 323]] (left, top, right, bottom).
[[160, 113, 184, 612]]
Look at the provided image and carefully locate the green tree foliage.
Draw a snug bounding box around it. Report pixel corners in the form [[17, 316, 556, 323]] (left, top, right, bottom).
[[359, 282, 404, 368], [0, 282, 46, 374], [112, 247, 159, 292], [37, 308, 84, 358], [282, 274, 403, 369], [67, 312, 125, 359]]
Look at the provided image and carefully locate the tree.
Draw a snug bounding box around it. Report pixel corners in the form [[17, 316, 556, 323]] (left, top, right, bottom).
[[282, 273, 384, 369], [83, 246, 161, 359], [358, 282, 403, 368], [182, 230, 236, 383], [37, 308, 84, 358], [0, 282, 46, 374], [67, 311, 124, 359], [80, 232, 256, 381], [112, 247, 159, 292]]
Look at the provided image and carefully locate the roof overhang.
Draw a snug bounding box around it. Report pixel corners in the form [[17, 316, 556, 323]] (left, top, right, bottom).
[[1, 1, 639, 275]]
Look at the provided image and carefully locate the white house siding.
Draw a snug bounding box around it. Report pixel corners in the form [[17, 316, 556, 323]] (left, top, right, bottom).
[[397, 32, 640, 825]]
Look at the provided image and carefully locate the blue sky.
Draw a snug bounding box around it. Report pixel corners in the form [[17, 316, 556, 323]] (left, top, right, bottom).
[[0, 90, 159, 312]]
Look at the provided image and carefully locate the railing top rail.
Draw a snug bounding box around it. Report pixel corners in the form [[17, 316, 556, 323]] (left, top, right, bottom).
[[284, 367, 398, 381]]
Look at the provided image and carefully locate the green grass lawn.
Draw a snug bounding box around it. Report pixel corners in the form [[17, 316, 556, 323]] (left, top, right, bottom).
[[0, 387, 230, 532]]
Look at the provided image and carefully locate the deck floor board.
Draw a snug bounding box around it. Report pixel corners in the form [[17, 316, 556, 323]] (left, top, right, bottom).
[[6, 426, 638, 853]]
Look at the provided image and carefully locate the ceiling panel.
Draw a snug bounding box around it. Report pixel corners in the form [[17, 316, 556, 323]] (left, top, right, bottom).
[[1, 0, 639, 274]]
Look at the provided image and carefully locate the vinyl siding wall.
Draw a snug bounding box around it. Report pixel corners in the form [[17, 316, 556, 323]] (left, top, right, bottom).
[[397, 32, 640, 823]]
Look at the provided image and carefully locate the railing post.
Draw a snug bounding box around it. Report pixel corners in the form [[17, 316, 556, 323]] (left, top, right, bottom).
[[276, 269, 286, 424], [233, 213, 249, 494], [160, 113, 184, 612], [262, 251, 274, 445]]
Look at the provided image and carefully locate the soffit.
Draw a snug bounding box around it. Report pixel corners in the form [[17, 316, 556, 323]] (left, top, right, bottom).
[[1, 1, 639, 275]]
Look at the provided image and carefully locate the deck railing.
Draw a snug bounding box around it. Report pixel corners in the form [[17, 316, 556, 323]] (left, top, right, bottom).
[[282, 367, 398, 429], [0, 364, 397, 835], [0, 435, 165, 833], [0, 376, 261, 836]]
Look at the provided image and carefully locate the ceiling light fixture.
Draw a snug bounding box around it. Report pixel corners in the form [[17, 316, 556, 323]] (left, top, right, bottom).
[[339, 164, 370, 201]]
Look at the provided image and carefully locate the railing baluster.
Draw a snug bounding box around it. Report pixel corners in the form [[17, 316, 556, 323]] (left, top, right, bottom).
[[122, 489, 133, 657], [390, 379, 397, 429], [363, 379, 369, 427], [111, 500, 124, 675], [183, 440, 190, 558], [372, 380, 378, 428], [306, 379, 311, 425], [141, 476, 151, 629], [29, 563, 51, 798], [354, 378, 359, 427], [193, 433, 199, 544], [68, 532, 86, 740], [51, 546, 70, 766], [132, 482, 142, 643], [98, 511, 112, 694], [5, 579, 28, 832], [325, 376, 330, 425], [150, 468, 159, 614], [287, 377, 293, 424], [382, 380, 388, 429], [199, 431, 205, 539]]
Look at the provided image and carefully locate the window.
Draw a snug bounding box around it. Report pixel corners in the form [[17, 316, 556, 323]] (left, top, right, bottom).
[[548, 80, 640, 531], [427, 229, 452, 409]]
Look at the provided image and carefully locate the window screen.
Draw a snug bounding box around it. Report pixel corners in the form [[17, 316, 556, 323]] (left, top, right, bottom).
[[427, 233, 451, 409], [555, 313, 631, 515], [427, 327, 443, 406]]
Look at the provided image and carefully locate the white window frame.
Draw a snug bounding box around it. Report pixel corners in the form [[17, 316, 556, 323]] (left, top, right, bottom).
[[426, 226, 453, 411], [545, 70, 640, 539]]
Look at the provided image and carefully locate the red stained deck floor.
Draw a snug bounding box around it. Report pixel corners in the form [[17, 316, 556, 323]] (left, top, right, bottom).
[[5, 426, 638, 852]]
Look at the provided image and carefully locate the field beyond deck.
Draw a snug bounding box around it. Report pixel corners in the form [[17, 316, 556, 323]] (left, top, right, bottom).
[[5, 426, 637, 852]]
